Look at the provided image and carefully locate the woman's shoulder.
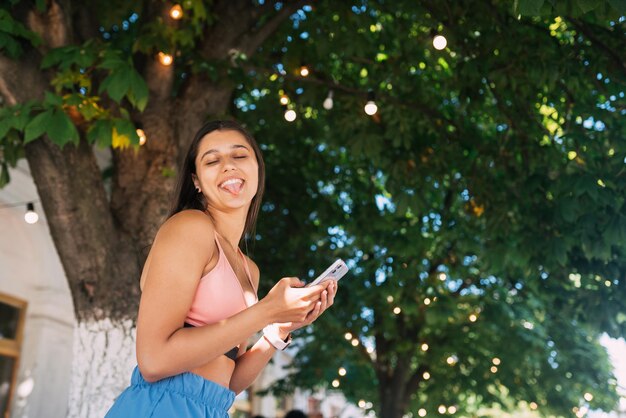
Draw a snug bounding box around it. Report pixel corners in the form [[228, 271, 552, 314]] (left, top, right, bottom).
[[155, 210, 215, 245]]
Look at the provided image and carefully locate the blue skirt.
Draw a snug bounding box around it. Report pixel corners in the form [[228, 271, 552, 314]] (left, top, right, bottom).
[[104, 366, 235, 418]]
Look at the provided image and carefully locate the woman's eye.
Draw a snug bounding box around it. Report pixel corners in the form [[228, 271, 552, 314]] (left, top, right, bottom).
[[205, 160, 218, 165], [234, 155, 247, 159]]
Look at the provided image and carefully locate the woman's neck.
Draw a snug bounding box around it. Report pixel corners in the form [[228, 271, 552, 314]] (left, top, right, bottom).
[[207, 208, 247, 248]]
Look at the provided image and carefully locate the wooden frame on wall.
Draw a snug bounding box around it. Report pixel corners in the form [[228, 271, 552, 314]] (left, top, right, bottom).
[[0, 292, 27, 418]]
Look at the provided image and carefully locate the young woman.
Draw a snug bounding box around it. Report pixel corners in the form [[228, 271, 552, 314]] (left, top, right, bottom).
[[105, 120, 337, 417]]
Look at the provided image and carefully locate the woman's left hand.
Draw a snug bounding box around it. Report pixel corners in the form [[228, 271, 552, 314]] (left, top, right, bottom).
[[276, 280, 338, 336]]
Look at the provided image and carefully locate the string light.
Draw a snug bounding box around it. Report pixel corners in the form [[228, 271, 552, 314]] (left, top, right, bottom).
[[438, 405, 446, 414], [351, 338, 359, 346], [393, 306, 401, 314], [492, 357, 501, 366], [344, 332, 352, 340], [331, 379, 340, 388], [529, 402, 538, 410], [421, 343, 429, 352], [424, 298, 432, 305], [158, 52, 173, 66], [25, 202, 39, 224], [438, 272, 447, 281], [169, 4, 183, 20], [423, 371, 431, 380], [283, 106, 297, 122], [366, 346, 374, 353], [136, 129, 147, 146], [387, 295, 394, 303], [433, 35, 447, 50], [358, 400, 367, 408], [446, 356, 457, 366], [364, 91, 378, 115], [299, 64, 310, 77], [323, 90, 334, 110], [338, 367, 347, 376], [469, 314, 477, 322], [584, 393, 593, 401], [490, 366, 498, 373], [447, 406, 457, 414], [418, 409, 427, 417], [279, 94, 289, 105]]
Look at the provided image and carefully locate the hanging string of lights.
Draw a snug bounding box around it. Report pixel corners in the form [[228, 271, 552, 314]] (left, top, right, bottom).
[[0, 200, 40, 224]]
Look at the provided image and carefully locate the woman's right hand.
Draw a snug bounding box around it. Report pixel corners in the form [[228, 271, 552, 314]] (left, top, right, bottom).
[[260, 277, 330, 324]]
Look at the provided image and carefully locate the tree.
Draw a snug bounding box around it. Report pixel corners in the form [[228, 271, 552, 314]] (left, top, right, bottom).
[[1, 1, 625, 418], [230, 1, 626, 418]]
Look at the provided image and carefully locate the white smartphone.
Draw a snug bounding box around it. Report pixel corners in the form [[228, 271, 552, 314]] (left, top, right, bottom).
[[307, 259, 349, 287]]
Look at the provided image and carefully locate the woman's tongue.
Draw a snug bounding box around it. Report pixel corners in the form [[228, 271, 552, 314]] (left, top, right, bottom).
[[221, 181, 243, 195]]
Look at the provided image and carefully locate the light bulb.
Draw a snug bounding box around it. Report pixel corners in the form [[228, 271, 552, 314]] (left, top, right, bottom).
[[299, 65, 310, 77], [279, 94, 289, 105], [393, 306, 401, 314], [418, 409, 427, 417], [351, 338, 359, 346], [364, 91, 378, 115], [421, 343, 429, 351], [331, 379, 340, 388], [284, 108, 297, 122], [338, 367, 347, 376], [158, 52, 173, 66], [169, 4, 183, 20], [423, 371, 431, 380], [447, 406, 457, 414], [136, 129, 147, 146], [433, 35, 447, 50], [25, 203, 38, 224], [469, 314, 477, 322], [584, 392, 593, 401], [344, 332, 352, 340], [323, 90, 334, 110], [358, 400, 366, 408], [438, 405, 446, 414]]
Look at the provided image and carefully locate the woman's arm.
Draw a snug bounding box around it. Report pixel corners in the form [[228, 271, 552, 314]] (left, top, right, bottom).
[[136, 211, 323, 382], [228, 259, 336, 393]]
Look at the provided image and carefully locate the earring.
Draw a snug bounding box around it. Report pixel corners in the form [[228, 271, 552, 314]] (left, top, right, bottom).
[[196, 188, 201, 193]]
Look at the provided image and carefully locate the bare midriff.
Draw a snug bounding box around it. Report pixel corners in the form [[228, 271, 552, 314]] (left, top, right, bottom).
[[189, 356, 236, 389]]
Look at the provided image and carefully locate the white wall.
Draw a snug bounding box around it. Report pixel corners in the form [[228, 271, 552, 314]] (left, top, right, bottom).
[[0, 161, 74, 418]]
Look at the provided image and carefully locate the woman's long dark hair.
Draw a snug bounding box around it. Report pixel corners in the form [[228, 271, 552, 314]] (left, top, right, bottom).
[[168, 120, 265, 243]]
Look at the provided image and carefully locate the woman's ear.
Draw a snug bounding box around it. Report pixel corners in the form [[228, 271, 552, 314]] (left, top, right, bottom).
[[191, 174, 199, 190]]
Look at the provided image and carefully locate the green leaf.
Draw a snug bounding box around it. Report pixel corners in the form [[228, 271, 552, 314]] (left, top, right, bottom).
[[47, 110, 79, 145], [101, 70, 131, 103], [87, 119, 113, 147], [44, 91, 63, 107], [0, 162, 10, 188], [577, 0, 600, 13], [516, 0, 545, 15], [114, 118, 139, 145], [127, 70, 149, 111], [24, 109, 54, 143], [608, 0, 626, 12]]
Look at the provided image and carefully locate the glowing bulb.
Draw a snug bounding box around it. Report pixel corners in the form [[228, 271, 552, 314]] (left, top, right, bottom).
[[345, 332, 352, 340], [421, 343, 429, 352], [529, 402, 538, 410], [584, 393, 593, 401], [492, 357, 501, 365], [169, 4, 183, 20], [446, 356, 457, 365], [424, 298, 431, 305], [338, 367, 347, 376], [418, 409, 427, 417], [351, 338, 359, 346], [136, 129, 147, 146], [469, 314, 477, 322], [279, 94, 289, 105], [393, 307, 401, 314], [490, 366, 498, 373], [25, 203, 38, 224], [433, 35, 447, 50], [447, 406, 456, 414], [284, 108, 297, 122], [438, 405, 446, 414], [359, 400, 367, 408], [423, 371, 431, 380], [323, 90, 334, 110], [438, 272, 447, 281], [332, 379, 340, 388], [364, 101, 378, 115], [299, 65, 310, 77], [387, 295, 394, 303], [366, 346, 374, 353], [158, 52, 173, 66]]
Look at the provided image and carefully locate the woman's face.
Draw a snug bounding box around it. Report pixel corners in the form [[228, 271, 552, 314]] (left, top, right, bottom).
[[193, 130, 259, 213]]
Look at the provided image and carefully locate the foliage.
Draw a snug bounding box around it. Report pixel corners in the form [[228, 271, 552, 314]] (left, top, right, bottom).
[[1, 0, 625, 417]]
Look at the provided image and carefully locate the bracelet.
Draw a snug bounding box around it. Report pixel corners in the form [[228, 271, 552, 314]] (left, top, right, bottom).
[[262, 324, 292, 350]]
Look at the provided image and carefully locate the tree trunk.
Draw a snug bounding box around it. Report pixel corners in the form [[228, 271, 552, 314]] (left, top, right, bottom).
[[67, 319, 136, 418]]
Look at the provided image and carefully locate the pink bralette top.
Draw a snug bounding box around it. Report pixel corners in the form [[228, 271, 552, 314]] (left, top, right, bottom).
[[184, 232, 257, 327]]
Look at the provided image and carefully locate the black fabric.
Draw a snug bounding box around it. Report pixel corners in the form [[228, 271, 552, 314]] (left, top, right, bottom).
[[184, 322, 238, 361]]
